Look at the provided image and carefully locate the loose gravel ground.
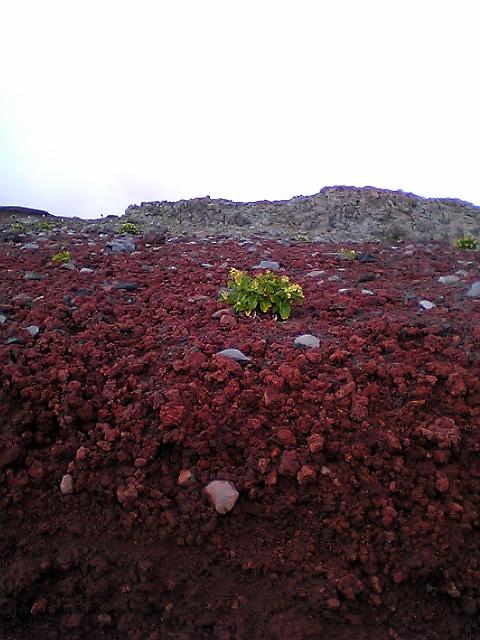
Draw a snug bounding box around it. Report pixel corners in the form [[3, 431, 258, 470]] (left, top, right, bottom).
[[1, 233, 480, 639]]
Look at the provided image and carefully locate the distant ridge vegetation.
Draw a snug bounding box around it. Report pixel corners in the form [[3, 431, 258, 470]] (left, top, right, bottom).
[[0, 206, 51, 221]]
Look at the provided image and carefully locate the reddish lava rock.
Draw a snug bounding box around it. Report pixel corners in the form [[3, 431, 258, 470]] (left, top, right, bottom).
[[1, 236, 480, 639], [278, 450, 300, 476]]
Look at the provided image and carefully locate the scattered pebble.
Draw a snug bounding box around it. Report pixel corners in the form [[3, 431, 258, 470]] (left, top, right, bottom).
[[357, 252, 377, 262], [215, 348, 250, 362], [438, 275, 460, 284], [254, 260, 280, 271], [60, 474, 74, 495], [358, 273, 376, 282], [466, 281, 480, 298], [108, 238, 136, 253], [419, 300, 436, 310], [204, 480, 239, 514], [25, 325, 40, 337], [177, 469, 195, 487], [31, 597, 48, 615], [114, 282, 140, 291], [294, 334, 320, 348], [24, 271, 44, 280]]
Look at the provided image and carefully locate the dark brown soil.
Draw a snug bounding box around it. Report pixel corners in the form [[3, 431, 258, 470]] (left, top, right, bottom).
[[1, 235, 480, 639]]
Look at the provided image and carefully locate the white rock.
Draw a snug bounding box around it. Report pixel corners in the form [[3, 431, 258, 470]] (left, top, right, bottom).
[[216, 348, 250, 362], [204, 480, 239, 514], [438, 275, 460, 284], [294, 334, 320, 348], [419, 300, 436, 310], [361, 289, 374, 295], [467, 281, 480, 298], [60, 474, 74, 495]]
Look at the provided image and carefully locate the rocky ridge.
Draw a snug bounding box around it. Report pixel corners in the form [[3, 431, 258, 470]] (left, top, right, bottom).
[[2, 185, 480, 243], [122, 185, 480, 243]]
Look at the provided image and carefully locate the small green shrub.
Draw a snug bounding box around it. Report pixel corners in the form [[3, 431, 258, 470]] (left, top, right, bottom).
[[219, 268, 304, 320], [339, 247, 358, 260], [51, 250, 71, 263], [10, 222, 24, 232], [37, 221, 54, 231], [454, 234, 477, 250], [119, 222, 140, 235]]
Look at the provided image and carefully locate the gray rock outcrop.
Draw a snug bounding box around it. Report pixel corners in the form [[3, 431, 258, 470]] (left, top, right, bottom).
[[122, 186, 480, 243]]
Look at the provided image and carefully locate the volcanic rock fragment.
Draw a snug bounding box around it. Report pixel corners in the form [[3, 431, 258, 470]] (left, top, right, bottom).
[[466, 281, 480, 297], [204, 480, 239, 514], [254, 260, 280, 271], [60, 474, 74, 495], [294, 334, 320, 349], [215, 348, 250, 362], [419, 300, 436, 309], [108, 238, 136, 253], [438, 275, 460, 284], [357, 252, 377, 262], [25, 325, 40, 337], [279, 450, 300, 476]]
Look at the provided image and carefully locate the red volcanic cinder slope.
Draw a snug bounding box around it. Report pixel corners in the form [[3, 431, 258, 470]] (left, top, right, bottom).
[[1, 233, 480, 640]]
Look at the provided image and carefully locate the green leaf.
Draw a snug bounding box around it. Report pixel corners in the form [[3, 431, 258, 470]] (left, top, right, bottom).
[[278, 300, 291, 319], [246, 295, 258, 311], [259, 298, 271, 313]]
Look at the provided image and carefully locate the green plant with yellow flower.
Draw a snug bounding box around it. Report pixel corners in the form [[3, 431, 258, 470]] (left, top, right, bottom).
[[454, 234, 477, 250], [51, 249, 71, 263], [219, 268, 304, 319], [339, 247, 358, 260]]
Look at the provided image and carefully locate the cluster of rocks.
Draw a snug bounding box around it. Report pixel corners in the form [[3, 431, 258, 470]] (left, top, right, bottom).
[[121, 185, 480, 243]]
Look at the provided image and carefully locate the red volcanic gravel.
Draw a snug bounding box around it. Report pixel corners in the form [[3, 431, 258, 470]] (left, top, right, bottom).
[[1, 235, 480, 639]]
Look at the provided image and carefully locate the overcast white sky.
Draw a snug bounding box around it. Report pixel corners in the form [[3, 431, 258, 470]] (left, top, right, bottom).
[[1, 1, 479, 218]]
